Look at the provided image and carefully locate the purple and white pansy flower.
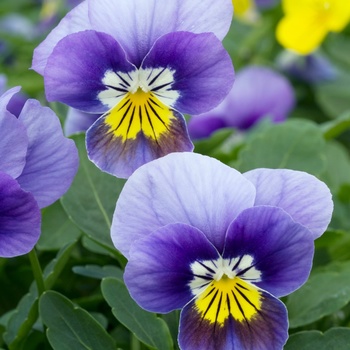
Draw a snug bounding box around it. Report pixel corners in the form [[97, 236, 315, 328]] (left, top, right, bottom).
[[0, 87, 78, 257], [32, 0, 235, 178], [111, 152, 333, 350]]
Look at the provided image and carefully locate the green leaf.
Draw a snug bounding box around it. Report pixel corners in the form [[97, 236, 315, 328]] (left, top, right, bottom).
[[72, 265, 123, 281], [285, 328, 350, 350], [37, 201, 81, 251], [39, 291, 116, 350], [3, 286, 39, 350], [3, 242, 77, 348], [315, 70, 350, 119], [101, 277, 173, 350], [236, 119, 327, 175], [320, 140, 350, 192], [321, 111, 350, 140], [287, 261, 350, 328], [61, 134, 125, 258], [43, 242, 78, 289]]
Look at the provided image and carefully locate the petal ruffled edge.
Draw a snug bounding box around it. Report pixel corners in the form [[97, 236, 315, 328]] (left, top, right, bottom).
[[244, 168, 333, 239]]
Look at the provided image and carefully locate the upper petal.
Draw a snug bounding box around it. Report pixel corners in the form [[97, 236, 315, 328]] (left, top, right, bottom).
[[0, 171, 41, 257], [224, 206, 315, 297], [88, 0, 233, 66], [141, 31, 234, 115], [124, 223, 219, 313], [44, 30, 136, 113], [112, 152, 256, 258], [16, 99, 79, 208], [32, 1, 91, 75], [244, 168, 333, 239]]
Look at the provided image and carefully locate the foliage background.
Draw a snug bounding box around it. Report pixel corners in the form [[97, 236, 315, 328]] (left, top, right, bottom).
[[1, 0, 350, 349]]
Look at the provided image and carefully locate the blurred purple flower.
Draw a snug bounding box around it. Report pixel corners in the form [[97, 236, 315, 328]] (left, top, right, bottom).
[[188, 66, 295, 139], [277, 51, 337, 83], [112, 152, 333, 350], [64, 107, 100, 136], [255, 0, 279, 9], [32, 0, 234, 178], [0, 87, 79, 257]]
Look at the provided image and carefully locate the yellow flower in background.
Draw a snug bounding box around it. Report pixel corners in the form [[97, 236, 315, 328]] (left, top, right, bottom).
[[276, 0, 350, 55], [232, 0, 254, 16]]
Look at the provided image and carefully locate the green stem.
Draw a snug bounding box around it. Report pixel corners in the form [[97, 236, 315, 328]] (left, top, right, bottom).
[[28, 249, 46, 295], [131, 335, 141, 350]]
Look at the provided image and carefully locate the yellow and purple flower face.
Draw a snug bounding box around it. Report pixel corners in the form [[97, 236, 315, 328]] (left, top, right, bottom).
[[0, 87, 78, 257], [277, 0, 350, 55], [32, 0, 235, 178], [112, 152, 333, 350]]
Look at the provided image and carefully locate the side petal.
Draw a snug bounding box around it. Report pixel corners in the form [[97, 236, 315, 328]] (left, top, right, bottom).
[[86, 105, 193, 178], [244, 168, 333, 239], [44, 30, 136, 113], [0, 172, 41, 257], [179, 287, 288, 350], [224, 206, 314, 297], [16, 100, 79, 209], [142, 31, 234, 115], [112, 152, 256, 258], [88, 0, 233, 66], [32, 1, 91, 75], [124, 223, 220, 313], [0, 106, 28, 178]]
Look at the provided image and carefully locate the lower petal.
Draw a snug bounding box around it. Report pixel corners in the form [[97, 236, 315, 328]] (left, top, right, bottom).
[[179, 284, 288, 350], [86, 92, 193, 178], [0, 172, 41, 257]]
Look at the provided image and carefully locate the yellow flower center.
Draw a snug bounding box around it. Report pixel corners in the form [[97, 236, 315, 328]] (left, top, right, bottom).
[[195, 275, 262, 326]]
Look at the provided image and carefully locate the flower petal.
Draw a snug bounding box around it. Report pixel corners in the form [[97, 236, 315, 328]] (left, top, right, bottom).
[[88, 0, 233, 66], [276, 11, 328, 55], [0, 171, 41, 257], [224, 205, 314, 297], [44, 30, 136, 113], [124, 223, 220, 313], [86, 102, 193, 178], [16, 99, 79, 208], [0, 105, 28, 179], [221, 66, 295, 129], [0, 86, 21, 112], [32, 1, 91, 75], [64, 108, 100, 136], [142, 31, 234, 115], [244, 168, 333, 239], [112, 152, 256, 258], [179, 286, 288, 350]]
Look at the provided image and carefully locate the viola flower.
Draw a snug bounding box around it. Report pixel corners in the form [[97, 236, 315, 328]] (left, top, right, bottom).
[[32, 0, 234, 178], [0, 87, 78, 257], [188, 66, 295, 139], [276, 0, 350, 55], [277, 50, 337, 83], [112, 153, 333, 350]]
